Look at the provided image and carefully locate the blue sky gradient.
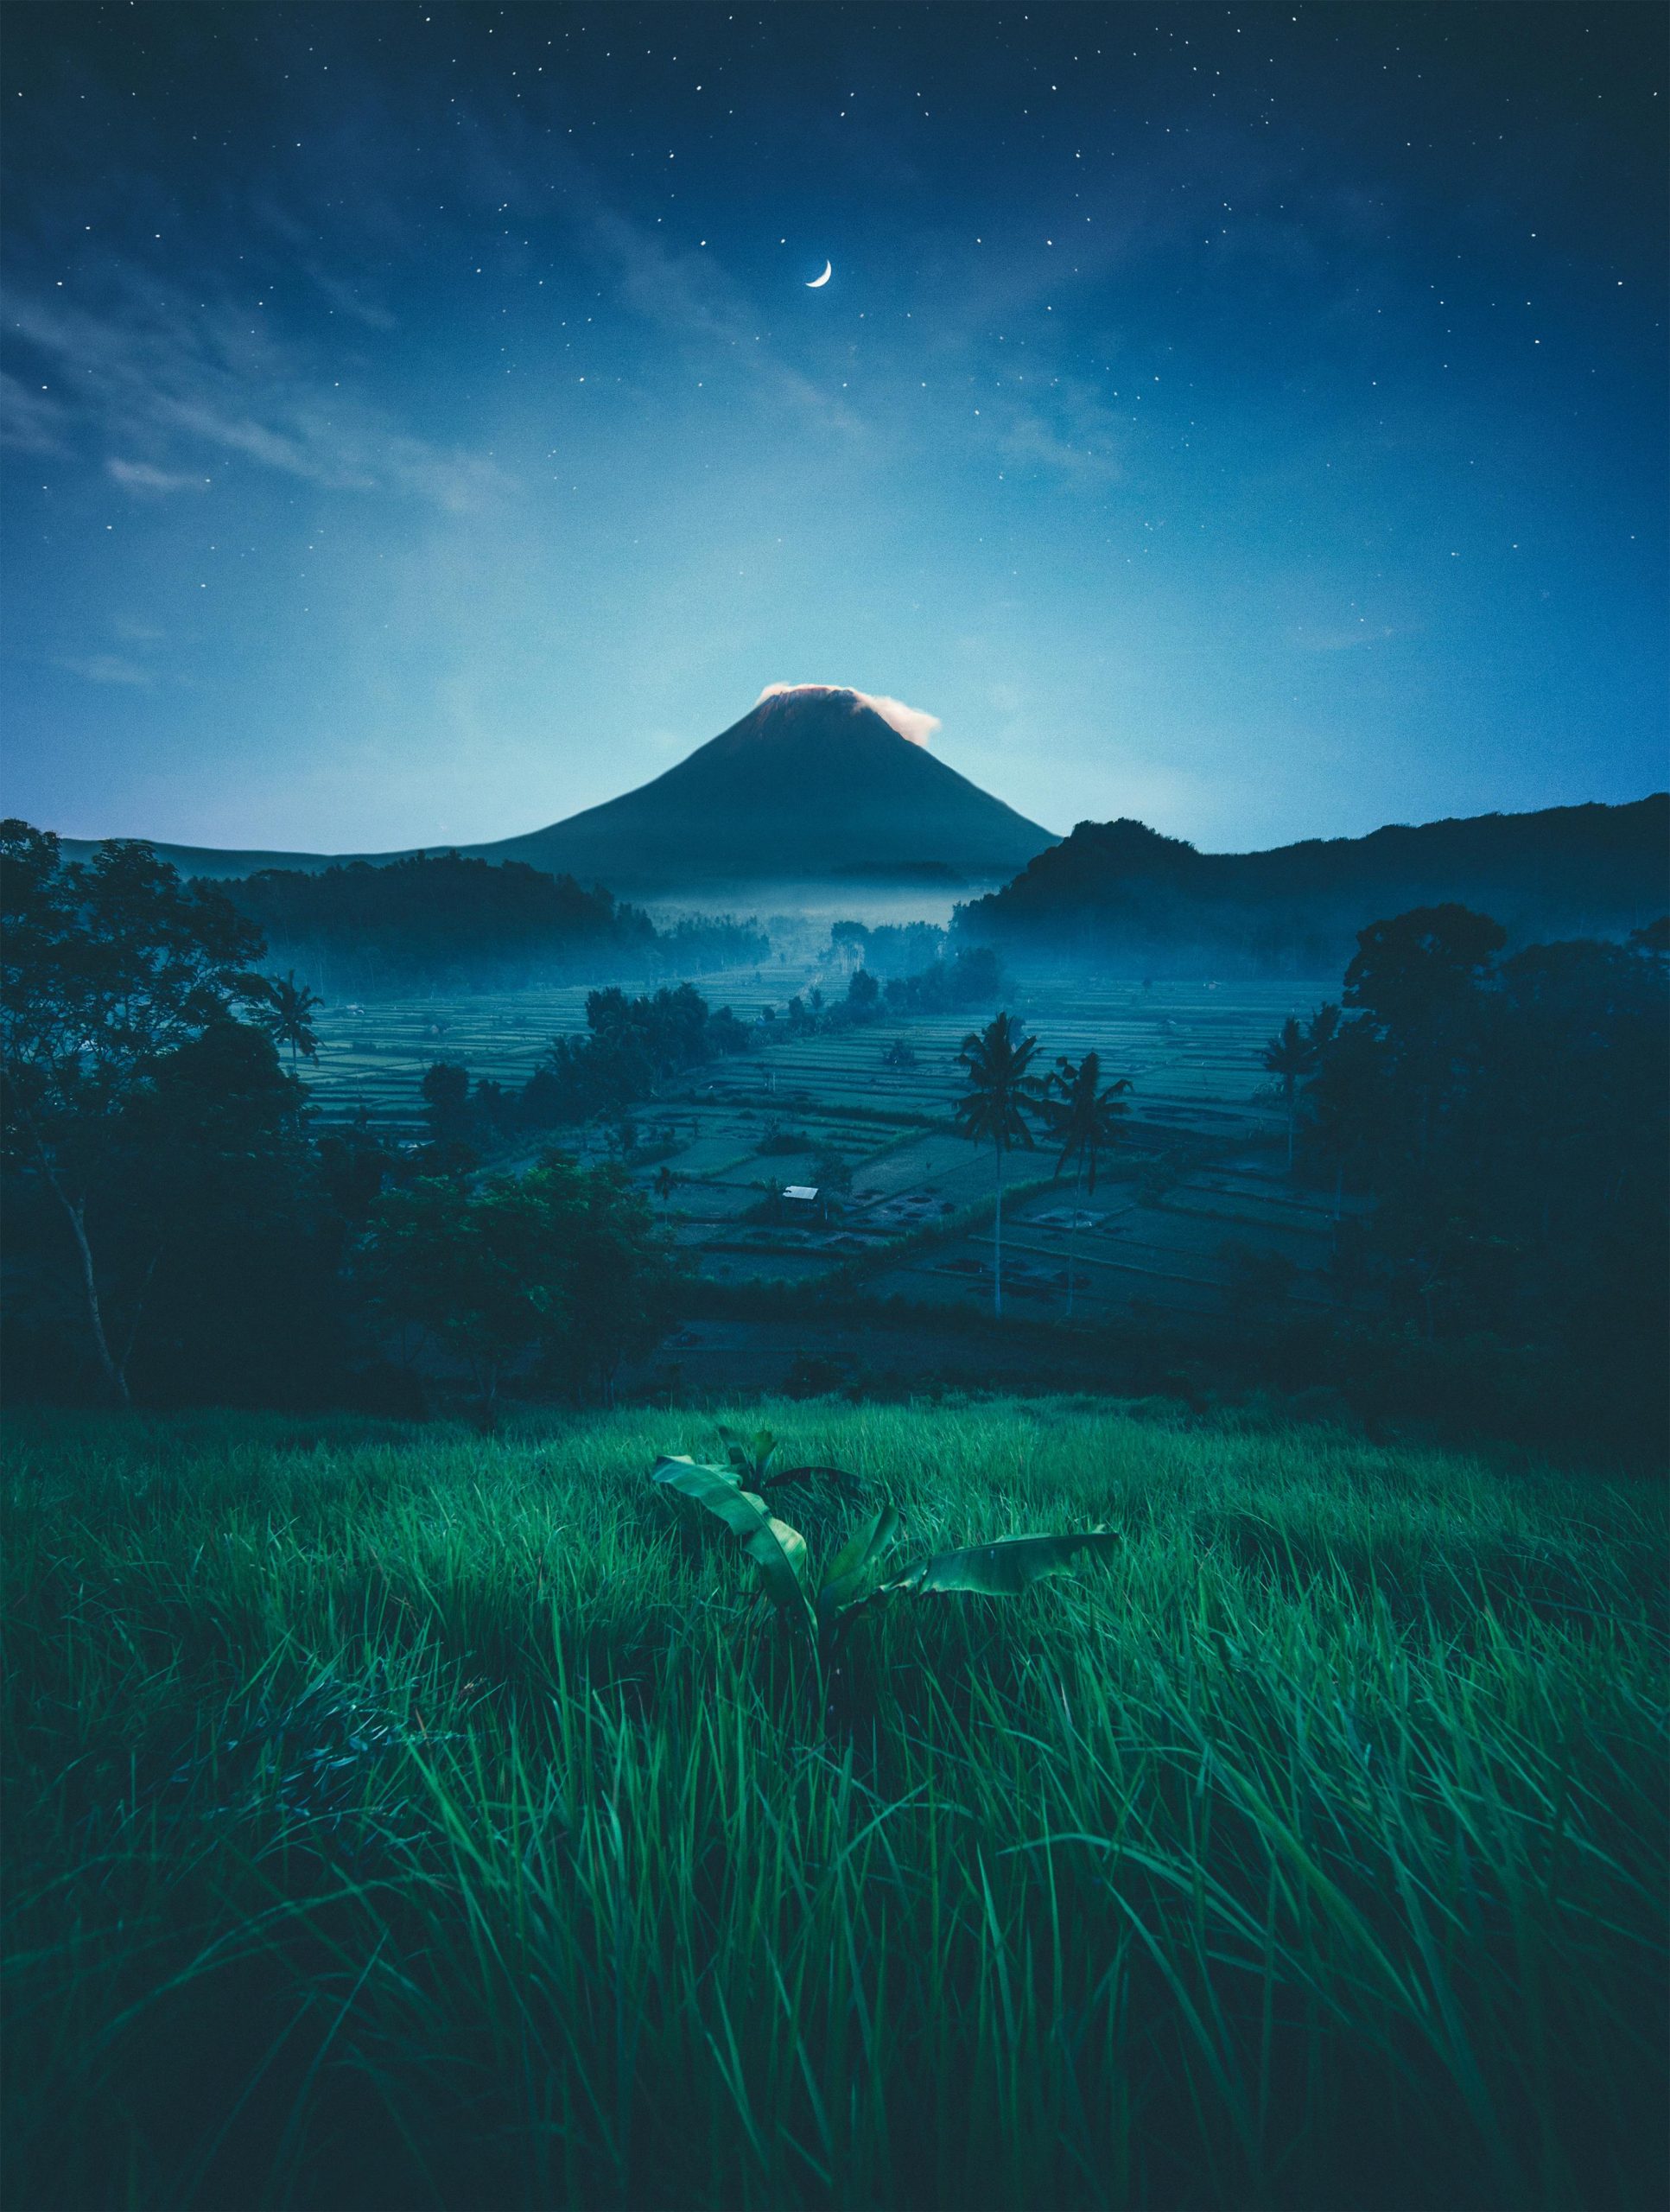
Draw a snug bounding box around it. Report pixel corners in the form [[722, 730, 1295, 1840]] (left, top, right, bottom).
[[3, 3, 1665, 855]]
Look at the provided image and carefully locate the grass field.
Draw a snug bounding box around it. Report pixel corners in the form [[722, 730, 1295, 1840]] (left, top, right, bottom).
[[4, 1402, 1665, 2210]]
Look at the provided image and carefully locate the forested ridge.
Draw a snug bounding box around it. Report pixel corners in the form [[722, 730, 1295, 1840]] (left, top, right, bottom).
[[958, 795, 1669, 973], [222, 849, 768, 994]]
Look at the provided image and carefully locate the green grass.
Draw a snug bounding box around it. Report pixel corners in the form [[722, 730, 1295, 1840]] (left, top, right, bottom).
[[3, 1402, 1665, 2211]]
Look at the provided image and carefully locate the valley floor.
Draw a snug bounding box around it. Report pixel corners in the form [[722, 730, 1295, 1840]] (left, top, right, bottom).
[[3, 1401, 1665, 2211], [298, 969, 1359, 1332]]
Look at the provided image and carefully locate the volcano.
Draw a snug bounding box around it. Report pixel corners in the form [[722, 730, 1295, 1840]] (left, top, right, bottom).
[[480, 687, 1054, 893], [72, 687, 1057, 894]]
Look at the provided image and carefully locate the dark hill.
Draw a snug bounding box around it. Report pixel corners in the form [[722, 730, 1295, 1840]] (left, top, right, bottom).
[[57, 688, 1055, 894], [956, 797, 1670, 973], [481, 688, 1053, 891], [219, 850, 772, 995]]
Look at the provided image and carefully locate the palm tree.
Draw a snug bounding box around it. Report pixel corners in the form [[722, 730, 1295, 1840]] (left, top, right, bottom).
[[1305, 1002, 1343, 1230], [1041, 1050, 1132, 1316], [1262, 1014, 1319, 1170], [955, 1010, 1045, 1318], [257, 971, 323, 1070]]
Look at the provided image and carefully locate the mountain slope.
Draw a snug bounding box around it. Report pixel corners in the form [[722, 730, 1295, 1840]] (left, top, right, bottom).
[[956, 797, 1670, 971], [479, 687, 1053, 889], [55, 687, 1056, 893]]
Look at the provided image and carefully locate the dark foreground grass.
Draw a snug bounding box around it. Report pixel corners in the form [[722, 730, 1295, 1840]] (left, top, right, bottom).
[[3, 1402, 1665, 2212]]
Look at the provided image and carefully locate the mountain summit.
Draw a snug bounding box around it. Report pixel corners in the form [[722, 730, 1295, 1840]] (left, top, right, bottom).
[[478, 686, 1054, 892]]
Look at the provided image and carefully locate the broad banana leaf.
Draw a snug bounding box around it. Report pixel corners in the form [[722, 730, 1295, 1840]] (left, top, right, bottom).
[[762, 1463, 854, 1491], [884, 1529, 1119, 1597], [709, 1428, 850, 1491], [717, 1425, 776, 1480], [650, 1456, 816, 1632], [816, 1501, 903, 1625]]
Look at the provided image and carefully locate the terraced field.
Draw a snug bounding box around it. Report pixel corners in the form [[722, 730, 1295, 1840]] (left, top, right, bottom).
[[292, 965, 788, 1131], [296, 968, 1351, 1339]]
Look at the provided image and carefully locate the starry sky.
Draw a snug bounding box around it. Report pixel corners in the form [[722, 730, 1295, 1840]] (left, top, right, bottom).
[[3, 2, 1665, 859]]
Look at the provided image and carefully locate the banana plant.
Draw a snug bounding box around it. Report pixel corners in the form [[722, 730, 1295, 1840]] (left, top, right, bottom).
[[881, 1530, 1122, 1596], [712, 1424, 852, 1493], [650, 1454, 1117, 1673]]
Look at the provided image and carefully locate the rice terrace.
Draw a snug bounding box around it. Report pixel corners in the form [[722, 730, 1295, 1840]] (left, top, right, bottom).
[[295, 966, 1351, 1346], [5, 3, 1669, 2209]]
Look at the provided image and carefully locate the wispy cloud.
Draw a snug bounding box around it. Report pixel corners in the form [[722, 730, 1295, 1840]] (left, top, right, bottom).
[[56, 652, 156, 689], [9, 271, 504, 512], [302, 264, 400, 332], [756, 683, 941, 747], [0, 367, 68, 454], [988, 371, 1127, 486], [107, 457, 210, 494], [587, 209, 863, 438]]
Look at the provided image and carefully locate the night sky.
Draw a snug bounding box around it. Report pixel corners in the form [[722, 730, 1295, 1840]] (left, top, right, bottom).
[[3, 3, 1665, 858]]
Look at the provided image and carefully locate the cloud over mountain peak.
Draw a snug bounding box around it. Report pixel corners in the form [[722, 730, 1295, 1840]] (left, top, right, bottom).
[[755, 683, 941, 748]]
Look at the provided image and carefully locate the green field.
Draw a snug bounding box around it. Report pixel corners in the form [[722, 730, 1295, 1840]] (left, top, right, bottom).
[[4, 1403, 1664, 2210], [298, 969, 1351, 1332], [297, 969, 1312, 1145]]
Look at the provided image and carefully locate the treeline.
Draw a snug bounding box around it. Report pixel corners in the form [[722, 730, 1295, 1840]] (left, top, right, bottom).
[[956, 798, 1670, 975], [1289, 906, 1668, 1446], [829, 918, 949, 976], [1, 824, 677, 1414], [784, 944, 1005, 1031], [875, 944, 1004, 1014], [1102, 905, 1670, 1452], [418, 983, 754, 1151], [413, 946, 1006, 1152], [219, 850, 768, 995]]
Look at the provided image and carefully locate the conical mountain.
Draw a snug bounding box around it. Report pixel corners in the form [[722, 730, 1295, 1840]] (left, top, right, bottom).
[[476, 687, 1055, 892], [69, 686, 1057, 892]]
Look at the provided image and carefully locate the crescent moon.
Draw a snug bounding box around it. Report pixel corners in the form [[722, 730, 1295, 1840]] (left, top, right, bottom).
[[806, 261, 832, 289]]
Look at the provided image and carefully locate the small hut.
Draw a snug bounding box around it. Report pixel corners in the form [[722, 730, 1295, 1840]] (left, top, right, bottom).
[[780, 1184, 829, 1223]]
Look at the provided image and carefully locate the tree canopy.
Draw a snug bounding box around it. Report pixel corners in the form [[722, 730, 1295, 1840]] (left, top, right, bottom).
[[220, 850, 768, 994], [365, 1157, 678, 1415], [1, 820, 271, 1401]]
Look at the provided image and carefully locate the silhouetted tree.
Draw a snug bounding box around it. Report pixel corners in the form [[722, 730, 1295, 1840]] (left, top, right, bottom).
[[119, 1019, 338, 1403], [1304, 906, 1667, 1444], [473, 1077, 515, 1135], [1343, 904, 1507, 1027], [421, 1062, 473, 1150], [1040, 1049, 1132, 1314], [883, 944, 1006, 1015], [253, 970, 322, 1070], [0, 821, 264, 1402], [316, 1111, 396, 1224], [364, 1156, 677, 1419], [811, 1147, 854, 1196], [1262, 1016, 1318, 1170], [1337, 906, 1508, 1172], [955, 1011, 1045, 1319]]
